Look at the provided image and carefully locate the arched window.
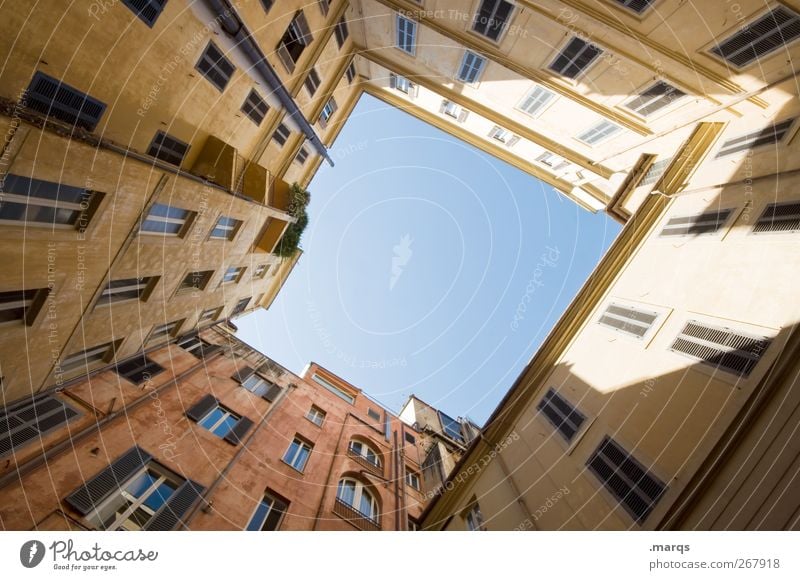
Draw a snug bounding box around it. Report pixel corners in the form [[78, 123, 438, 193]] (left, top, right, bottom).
[[336, 477, 379, 522], [348, 440, 381, 467]]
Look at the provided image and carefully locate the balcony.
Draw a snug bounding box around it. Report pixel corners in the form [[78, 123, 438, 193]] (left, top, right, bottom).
[[347, 448, 382, 475], [332, 498, 380, 531], [191, 135, 237, 190]]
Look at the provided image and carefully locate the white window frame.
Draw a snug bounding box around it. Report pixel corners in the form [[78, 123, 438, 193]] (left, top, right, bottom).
[[396, 14, 417, 55], [210, 216, 242, 240], [283, 437, 313, 472], [306, 406, 326, 427], [311, 373, 355, 404], [245, 492, 286, 531], [221, 266, 245, 285], [517, 85, 555, 117], [198, 404, 240, 438], [471, 0, 515, 43], [405, 468, 421, 491], [465, 503, 486, 531], [489, 125, 510, 143], [336, 477, 379, 521], [457, 50, 487, 85], [349, 440, 381, 467]]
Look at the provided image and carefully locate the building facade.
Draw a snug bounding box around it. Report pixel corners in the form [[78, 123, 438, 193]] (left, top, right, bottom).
[[0, 325, 436, 530], [1, 0, 799, 531]]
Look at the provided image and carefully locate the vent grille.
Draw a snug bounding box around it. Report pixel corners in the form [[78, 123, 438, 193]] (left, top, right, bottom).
[[536, 388, 585, 442], [659, 209, 732, 237], [25, 72, 106, 131], [587, 436, 666, 523], [710, 6, 800, 67], [753, 202, 800, 233], [598, 303, 658, 339], [613, 0, 655, 14], [670, 321, 771, 378]]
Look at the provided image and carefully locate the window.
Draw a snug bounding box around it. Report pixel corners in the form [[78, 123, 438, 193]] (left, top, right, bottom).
[[710, 6, 800, 68], [320, 98, 338, 126], [121, 0, 167, 27], [440, 100, 459, 119], [578, 120, 622, 145], [517, 85, 554, 116], [404, 432, 416, 445], [438, 411, 464, 442], [246, 491, 289, 531], [210, 216, 242, 240], [367, 408, 381, 422], [659, 209, 733, 237], [317, 0, 330, 16], [272, 123, 291, 146], [345, 62, 357, 83], [405, 468, 421, 491], [276, 11, 313, 72], [196, 42, 235, 91], [612, 0, 655, 14], [146, 319, 182, 344], [283, 437, 312, 471], [396, 15, 417, 55], [231, 297, 251, 316], [408, 517, 420, 531], [311, 373, 355, 404], [25, 71, 106, 131], [253, 264, 269, 278], [187, 395, 253, 443], [422, 443, 445, 490], [465, 503, 486, 530], [197, 306, 222, 325], [670, 321, 771, 378], [147, 131, 189, 166], [336, 478, 379, 523], [587, 436, 666, 523], [472, 0, 514, 42], [115, 354, 164, 385], [348, 440, 381, 468], [715, 118, 795, 158], [98, 276, 156, 305], [0, 395, 79, 456], [598, 302, 659, 339], [241, 89, 269, 126], [536, 388, 586, 442], [295, 146, 310, 165], [624, 81, 685, 117], [304, 68, 321, 96], [753, 201, 800, 234], [457, 51, 487, 84], [0, 174, 99, 230], [177, 334, 216, 357], [221, 266, 246, 285], [140, 203, 195, 236], [334, 17, 349, 48], [260, 0, 273, 12], [0, 288, 47, 326], [536, 152, 571, 172], [65, 447, 204, 531], [59, 341, 115, 374], [177, 270, 213, 294], [549, 37, 603, 79], [234, 367, 281, 400], [639, 156, 673, 187], [306, 406, 326, 426], [390, 74, 413, 95], [489, 126, 510, 143]]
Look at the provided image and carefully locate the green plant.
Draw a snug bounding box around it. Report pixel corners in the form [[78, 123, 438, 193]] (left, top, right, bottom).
[[274, 183, 310, 257]]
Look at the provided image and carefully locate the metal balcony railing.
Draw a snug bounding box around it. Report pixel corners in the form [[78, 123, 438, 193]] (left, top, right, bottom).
[[346, 448, 382, 475], [333, 498, 380, 531]]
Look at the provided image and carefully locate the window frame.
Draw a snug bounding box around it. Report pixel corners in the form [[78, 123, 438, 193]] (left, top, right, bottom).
[[0, 287, 49, 327], [456, 50, 487, 85], [139, 202, 196, 238], [548, 36, 604, 81], [195, 41, 236, 92], [282, 436, 313, 472], [245, 490, 289, 531], [471, 0, 515, 43], [396, 14, 417, 56], [336, 477, 379, 522], [306, 405, 326, 427], [209, 215, 243, 241]]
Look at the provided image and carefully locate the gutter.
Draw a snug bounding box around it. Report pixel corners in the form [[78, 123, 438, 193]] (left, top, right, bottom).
[[204, 0, 334, 167]]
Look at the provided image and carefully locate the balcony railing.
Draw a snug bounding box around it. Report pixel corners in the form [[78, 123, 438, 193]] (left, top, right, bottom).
[[333, 498, 381, 531], [347, 448, 382, 475]]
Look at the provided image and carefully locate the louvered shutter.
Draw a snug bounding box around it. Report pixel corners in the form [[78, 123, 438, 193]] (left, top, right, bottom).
[[389, 75, 397, 89], [200, 344, 222, 359], [27, 72, 107, 131], [277, 43, 295, 73], [295, 11, 313, 44], [186, 394, 218, 422], [65, 446, 152, 515], [231, 365, 255, 384], [328, 98, 338, 114], [143, 479, 205, 530], [506, 135, 520, 147], [439, 100, 448, 114], [224, 417, 254, 445], [262, 384, 282, 402], [457, 109, 469, 123]]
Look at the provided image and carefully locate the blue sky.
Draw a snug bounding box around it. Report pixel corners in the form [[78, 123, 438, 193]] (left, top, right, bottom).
[[237, 94, 620, 424]]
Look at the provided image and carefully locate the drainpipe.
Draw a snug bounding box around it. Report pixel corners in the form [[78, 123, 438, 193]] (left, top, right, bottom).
[[312, 412, 351, 530], [203, 0, 333, 166], [0, 349, 224, 491], [394, 430, 402, 531], [183, 381, 297, 527]]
